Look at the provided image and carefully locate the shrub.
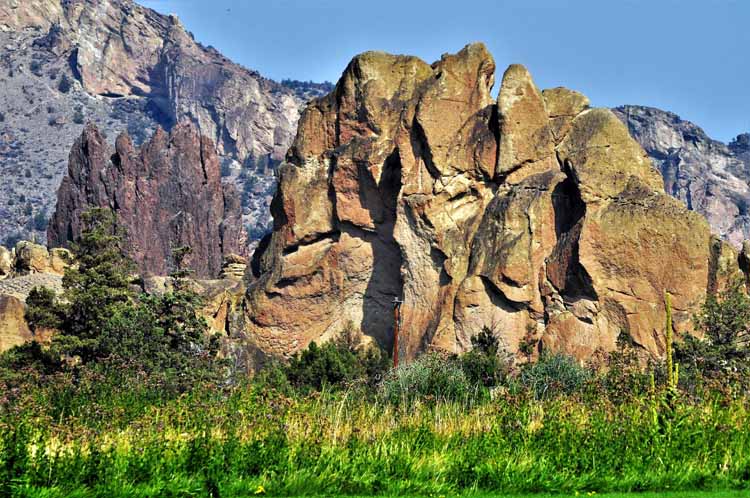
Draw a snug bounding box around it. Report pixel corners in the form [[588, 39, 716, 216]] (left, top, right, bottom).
[[25, 286, 62, 331], [380, 352, 476, 405], [57, 74, 72, 93], [11, 208, 224, 388], [72, 107, 85, 124], [459, 326, 512, 387], [32, 210, 47, 231], [285, 323, 388, 391], [518, 352, 591, 399], [676, 282, 750, 391]]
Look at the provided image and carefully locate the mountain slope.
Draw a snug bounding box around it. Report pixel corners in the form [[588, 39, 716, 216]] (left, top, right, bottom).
[[0, 0, 329, 246], [614, 106, 750, 247]]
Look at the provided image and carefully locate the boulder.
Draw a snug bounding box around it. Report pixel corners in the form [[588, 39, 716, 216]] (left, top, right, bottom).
[[14, 241, 51, 274], [0, 246, 12, 279], [0, 295, 32, 353]]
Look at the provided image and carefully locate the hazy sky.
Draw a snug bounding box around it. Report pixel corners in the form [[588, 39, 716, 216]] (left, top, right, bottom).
[[141, 0, 749, 143]]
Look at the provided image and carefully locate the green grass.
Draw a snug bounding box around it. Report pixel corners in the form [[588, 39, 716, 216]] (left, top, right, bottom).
[[3, 381, 750, 497], [9, 489, 750, 498]]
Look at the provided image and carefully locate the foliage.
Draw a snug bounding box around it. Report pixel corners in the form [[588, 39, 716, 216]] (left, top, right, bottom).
[[12, 208, 222, 387], [380, 352, 477, 405], [3, 376, 750, 497], [459, 326, 512, 388], [32, 210, 47, 232], [285, 323, 388, 391], [57, 74, 72, 93], [676, 282, 750, 392], [24, 287, 62, 331], [518, 352, 591, 399]]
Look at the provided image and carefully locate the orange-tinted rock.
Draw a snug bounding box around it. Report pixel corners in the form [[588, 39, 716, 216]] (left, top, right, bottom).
[[0, 295, 33, 353], [242, 46, 746, 367]]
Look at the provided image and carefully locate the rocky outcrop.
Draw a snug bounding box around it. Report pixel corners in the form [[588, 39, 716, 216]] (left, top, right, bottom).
[[0, 0, 329, 246], [48, 122, 248, 278], [0, 245, 245, 353], [244, 44, 745, 362], [614, 106, 750, 247], [0, 295, 34, 353], [0, 241, 72, 281]]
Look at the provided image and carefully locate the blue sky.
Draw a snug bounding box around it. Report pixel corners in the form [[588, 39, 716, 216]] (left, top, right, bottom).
[[141, 0, 749, 143]]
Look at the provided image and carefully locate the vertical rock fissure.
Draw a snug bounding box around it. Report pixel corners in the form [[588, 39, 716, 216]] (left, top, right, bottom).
[[546, 161, 597, 302], [361, 148, 404, 351]]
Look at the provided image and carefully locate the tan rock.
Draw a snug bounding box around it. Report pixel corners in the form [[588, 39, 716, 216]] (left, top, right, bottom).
[[496, 64, 555, 177], [542, 87, 590, 142], [48, 248, 73, 275], [557, 109, 664, 203], [14, 241, 50, 274], [0, 246, 12, 279], [240, 45, 744, 370], [0, 295, 32, 353]]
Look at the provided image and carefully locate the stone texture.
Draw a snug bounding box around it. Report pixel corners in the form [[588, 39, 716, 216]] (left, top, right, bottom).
[[48, 122, 248, 278], [0, 295, 33, 353], [0, 0, 331, 246], [243, 45, 747, 366], [0, 247, 13, 279], [614, 106, 750, 248], [9, 242, 71, 276]]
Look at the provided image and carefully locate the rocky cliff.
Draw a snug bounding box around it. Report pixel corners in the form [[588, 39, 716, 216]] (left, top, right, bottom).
[[242, 44, 745, 362], [48, 122, 248, 278], [614, 106, 750, 247], [0, 0, 329, 246]]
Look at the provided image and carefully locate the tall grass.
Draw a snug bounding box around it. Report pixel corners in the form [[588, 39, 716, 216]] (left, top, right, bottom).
[[2, 377, 750, 497]]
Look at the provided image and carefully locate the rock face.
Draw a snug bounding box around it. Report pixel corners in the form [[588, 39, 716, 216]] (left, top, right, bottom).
[[244, 44, 744, 362], [48, 122, 248, 278], [0, 295, 34, 353], [0, 0, 331, 246], [614, 106, 750, 247]]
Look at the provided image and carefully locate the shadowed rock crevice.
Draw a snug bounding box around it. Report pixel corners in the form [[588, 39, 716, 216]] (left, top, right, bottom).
[[361, 148, 404, 351], [547, 167, 597, 301]]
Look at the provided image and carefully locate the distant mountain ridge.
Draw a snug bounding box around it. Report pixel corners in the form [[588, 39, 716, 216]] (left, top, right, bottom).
[[0, 0, 329, 247], [614, 106, 750, 247]]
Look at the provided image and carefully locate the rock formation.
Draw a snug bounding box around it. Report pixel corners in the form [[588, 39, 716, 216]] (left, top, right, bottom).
[[0, 243, 245, 353], [48, 122, 248, 278], [614, 106, 750, 247], [0, 0, 330, 245], [244, 44, 745, 362]]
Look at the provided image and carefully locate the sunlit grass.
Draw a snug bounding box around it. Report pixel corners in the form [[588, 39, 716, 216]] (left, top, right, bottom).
[[2, 381, 750, 497]]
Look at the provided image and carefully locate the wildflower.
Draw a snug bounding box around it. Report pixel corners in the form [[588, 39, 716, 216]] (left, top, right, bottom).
[[254, 485, 266, 495]]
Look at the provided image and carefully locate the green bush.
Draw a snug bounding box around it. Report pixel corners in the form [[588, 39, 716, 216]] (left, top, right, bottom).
[[677, 282, 750, 392], [518, 352, 591, 399], [25, 286, 62, 331], [285, 324, 388, 392], [459, 326, 512, 388], [380, 352, 477, 405], [8, 208, 224, 391]]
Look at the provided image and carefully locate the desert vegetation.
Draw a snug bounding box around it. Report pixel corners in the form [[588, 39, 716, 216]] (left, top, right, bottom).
[[2, 212, 750, 497]]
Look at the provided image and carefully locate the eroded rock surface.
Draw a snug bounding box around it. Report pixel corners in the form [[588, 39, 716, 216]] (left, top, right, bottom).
[[48, 122, 248, 278], [614, 106, 750, 248], [245, 44, 745, 363], [0, 0, 331, 245]]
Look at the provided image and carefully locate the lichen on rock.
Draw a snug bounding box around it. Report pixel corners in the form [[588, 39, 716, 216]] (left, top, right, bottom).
[[243, 43, 748, 367]]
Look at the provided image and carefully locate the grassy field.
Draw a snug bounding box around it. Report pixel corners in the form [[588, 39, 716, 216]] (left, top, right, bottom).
[[3, 380, 750, 498]]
